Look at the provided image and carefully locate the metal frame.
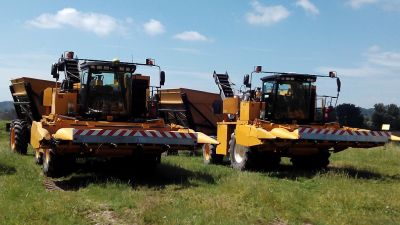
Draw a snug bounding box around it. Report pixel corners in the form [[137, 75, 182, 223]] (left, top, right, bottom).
[[9, 83, 41, 123]]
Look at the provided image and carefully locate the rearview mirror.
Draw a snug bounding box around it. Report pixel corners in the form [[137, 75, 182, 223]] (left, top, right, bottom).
[[160, 71, 165, 86], [51, 63, 59, 80], [336, 78, 341, 92], [243, 74, 250, 88]]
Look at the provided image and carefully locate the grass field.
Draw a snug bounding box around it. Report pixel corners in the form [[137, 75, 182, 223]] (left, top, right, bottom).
[[0, 120, 399, 225]]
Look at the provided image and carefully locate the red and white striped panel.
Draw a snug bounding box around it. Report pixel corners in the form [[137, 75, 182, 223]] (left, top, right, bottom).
[[298, 127, 390, 143], [72, 129, 197, 145]]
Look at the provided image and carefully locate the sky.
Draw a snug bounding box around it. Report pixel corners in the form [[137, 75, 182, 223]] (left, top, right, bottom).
[[0, 0, 399, 108]]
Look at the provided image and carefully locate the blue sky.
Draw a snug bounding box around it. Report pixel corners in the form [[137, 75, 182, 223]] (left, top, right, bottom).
[[0, 0, 399, 108]]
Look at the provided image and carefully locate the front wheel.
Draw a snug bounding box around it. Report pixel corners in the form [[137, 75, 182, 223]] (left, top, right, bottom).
[[229, 133, 254, 170], [202, 144, 223, 164], [35, 149, 43, 165], [42, 149, 74, 178]]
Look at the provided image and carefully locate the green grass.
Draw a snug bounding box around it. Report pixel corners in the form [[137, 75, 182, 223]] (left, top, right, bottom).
[[0, 120, 399, 225]]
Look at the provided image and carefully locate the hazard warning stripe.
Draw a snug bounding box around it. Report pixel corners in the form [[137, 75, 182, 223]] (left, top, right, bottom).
[[72, 129, 198, 145], [299, 127, 390, 137], [298, 127, 390, 143], [73, 129, 197, 139]]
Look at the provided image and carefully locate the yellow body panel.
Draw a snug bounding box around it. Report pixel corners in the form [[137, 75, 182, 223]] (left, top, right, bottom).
[[43, 88, 53, 107], [223, 97, 240, 114], [30, 121, 51, 149], [391, 135, 400, 142], [216, 124, 229, 155], [197, 132, 219, 145], [236, 124, 276, 147], [53, 128, 74, 141], [239, 101, 263, 121], [270, 128, 299, 139], [51, 91, 77, 115]]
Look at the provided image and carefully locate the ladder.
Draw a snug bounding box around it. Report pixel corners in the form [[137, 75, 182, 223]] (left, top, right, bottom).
[[64, 59, 80, 83], [213, 71, 234, 99]]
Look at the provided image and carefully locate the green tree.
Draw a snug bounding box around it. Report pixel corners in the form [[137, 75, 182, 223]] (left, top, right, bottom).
[[336, 103, 365, 128], [371, 103, 400, 130]]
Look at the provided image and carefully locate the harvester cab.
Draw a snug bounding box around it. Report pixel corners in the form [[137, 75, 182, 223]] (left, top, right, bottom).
[[204, 67, 391, 170], [50, 51, 165, 121], [243, 66, 341, 124]]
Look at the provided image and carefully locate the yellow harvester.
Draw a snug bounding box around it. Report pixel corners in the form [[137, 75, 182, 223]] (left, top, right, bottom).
[[8, 51, 217, 177], [203, 67, 391, 170]]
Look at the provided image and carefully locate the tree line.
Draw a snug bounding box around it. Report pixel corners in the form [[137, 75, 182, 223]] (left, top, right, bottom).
[[336, 103, 400, 131]]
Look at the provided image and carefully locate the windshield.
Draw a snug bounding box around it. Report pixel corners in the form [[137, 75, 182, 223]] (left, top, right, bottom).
[[263, 80, 312, 122], [81, 70, 142, 120], [84, 71, 132, 118]]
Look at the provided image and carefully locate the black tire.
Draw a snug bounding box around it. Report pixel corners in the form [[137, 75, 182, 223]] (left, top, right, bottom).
[[9, 119, 29, 154], [135, 153, 162, 171], [229, 133, 254, 170], [145, 153, 161, 168], [35, 150, 43, 165], [202, 144, 224, 165], [291, 150, 330, 169], [255, 151, 281, 170], [43, 149, 74, 178]]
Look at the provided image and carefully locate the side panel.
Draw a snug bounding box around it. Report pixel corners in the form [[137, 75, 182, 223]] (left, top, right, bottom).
[[216, 124, 233, 155], [30, 121, 51, 149], [239, 101, 262, 121], [51, 91, 77, 115], [223, 97, 239, 114], [43, 88, 53, 107]]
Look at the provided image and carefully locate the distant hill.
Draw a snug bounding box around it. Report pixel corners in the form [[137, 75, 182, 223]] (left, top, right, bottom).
[[0, 101, 16, 120], [0, 101, 14, 112]]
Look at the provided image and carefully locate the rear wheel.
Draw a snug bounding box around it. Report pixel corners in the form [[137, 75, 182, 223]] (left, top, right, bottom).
[[43, 149, 60, 177], [9, 119, 29, 154], [202, 144, 223, 164], [256, 151, 281, 170], [229, 133, 254, 170]]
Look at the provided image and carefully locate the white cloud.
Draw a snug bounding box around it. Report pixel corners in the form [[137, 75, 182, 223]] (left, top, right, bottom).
[[143, 19, 165, 36], [348, 0, 379, 8], [246, 1, 290, 26], [366, 46, 400, 68], [171, 48, 202, 54], [317, 46, 400, 77], [316, 46, 400, 107], [347, 0, 400, 10], [173, 31, 210, 42], [26, 8, 124, 36], [296, 0, 320, 15]]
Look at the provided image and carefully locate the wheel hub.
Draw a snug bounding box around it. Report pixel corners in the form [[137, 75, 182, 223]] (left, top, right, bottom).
[[10, 127, 16, 151], [203, 144, 211, 161], [234, 145, 246, 163], [44, 150, 50, 165]]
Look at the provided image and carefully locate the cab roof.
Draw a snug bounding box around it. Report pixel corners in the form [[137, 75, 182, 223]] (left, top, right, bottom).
[[261, 73, 317, 82], [80, 60, 137, 73]]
